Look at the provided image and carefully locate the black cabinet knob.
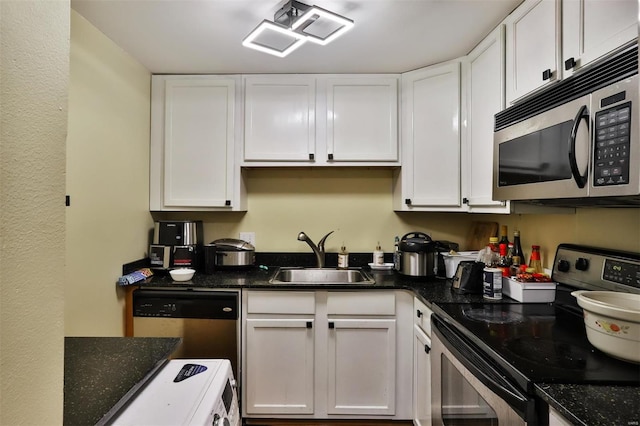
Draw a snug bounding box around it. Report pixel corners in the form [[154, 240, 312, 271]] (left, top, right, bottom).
[[309, 153, 315, 160], [225, 200, 231, 206], [405, 198, 412, 205], [542, 69, 553, 81], [417, 309, 423, 318], [564, 57, 577, 70], [328, 153, 334, 160], [328, 322, 335, 329], [424, 345, 431, 354], [462, 197, 469, 204], [306, 321, 313, 329]]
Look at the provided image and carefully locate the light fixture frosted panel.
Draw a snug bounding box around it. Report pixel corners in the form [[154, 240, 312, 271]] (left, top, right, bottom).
[[242, 20, 306, 57], [291, 6, 354, 45]]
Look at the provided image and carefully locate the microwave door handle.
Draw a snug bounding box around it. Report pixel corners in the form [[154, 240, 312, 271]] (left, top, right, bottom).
[[568, 104, 589, 188]]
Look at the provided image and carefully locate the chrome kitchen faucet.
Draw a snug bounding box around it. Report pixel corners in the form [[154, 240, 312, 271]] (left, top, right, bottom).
[[298, 231, 334, 268]]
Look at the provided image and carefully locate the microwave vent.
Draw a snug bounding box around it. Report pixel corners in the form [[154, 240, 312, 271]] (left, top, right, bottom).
[[495, 44, 638, 131]]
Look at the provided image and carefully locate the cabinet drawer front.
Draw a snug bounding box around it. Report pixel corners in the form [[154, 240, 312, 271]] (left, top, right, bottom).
[[247, 291, 315, 314], [327, 291, 395, 315], [414, 297, 432, 336]]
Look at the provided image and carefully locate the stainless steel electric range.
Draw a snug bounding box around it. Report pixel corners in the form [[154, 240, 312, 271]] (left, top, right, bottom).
[[431, 244, 640, 425]]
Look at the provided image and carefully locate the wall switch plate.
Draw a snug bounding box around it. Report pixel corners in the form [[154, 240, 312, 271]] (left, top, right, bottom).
[[239, 232, 256, 247]]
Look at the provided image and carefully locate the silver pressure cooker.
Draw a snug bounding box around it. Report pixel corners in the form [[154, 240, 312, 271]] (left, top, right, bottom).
[[398, 232, 439, 277]]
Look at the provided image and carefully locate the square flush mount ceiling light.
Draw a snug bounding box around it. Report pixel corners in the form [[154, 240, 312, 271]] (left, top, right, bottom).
[[242, 20, 307, 58], [290, 4, 354, 45], [242, 0, 354, 57]]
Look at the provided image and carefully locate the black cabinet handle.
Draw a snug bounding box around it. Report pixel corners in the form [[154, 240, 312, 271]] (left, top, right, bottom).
[[424, 344, 431, 354], [417, 309, 423, 318], [309, 153, 315, 160], [405, 198, 412, 205], [564, 57, 577, 70], [462, 197, 469, 204], [306, 321, 313, 329], [328, 322, 335, 329], [328, 153, 334, 160], [225, 200, 231, 206], [542, 69, 553, 81]]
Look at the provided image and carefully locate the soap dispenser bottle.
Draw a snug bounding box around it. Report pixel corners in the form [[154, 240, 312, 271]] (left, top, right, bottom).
[[373, 242, 384, 266], [338, 244, 349, 269]]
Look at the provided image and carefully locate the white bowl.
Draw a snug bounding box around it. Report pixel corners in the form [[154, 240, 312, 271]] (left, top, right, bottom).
[[572, 290, 640, 363], [169, 268, 195, 282]]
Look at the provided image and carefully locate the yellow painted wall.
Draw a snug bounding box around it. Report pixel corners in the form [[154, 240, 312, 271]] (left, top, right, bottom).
[[153, 168, 640, 271], [66, 10, 153, 336], [0, 2, 68, 423], [152, 168, 477, 253]]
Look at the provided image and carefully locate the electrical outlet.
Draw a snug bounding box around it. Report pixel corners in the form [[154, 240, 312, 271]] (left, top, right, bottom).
[[239, 232, 256, 247]]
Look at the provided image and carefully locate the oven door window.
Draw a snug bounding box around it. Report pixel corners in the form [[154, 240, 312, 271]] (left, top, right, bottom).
[[498, 120, 575, 186], [441, 356, 498, 425]]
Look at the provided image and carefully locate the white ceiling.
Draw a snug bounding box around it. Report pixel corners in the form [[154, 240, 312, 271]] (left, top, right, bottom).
[[70, 0, 522, 74]]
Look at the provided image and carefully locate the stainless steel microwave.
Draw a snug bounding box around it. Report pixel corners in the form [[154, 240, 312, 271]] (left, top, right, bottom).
[[493, 44, 639, 206]]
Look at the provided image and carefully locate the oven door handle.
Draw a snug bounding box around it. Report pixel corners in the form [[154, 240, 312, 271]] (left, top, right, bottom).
[[432, 316, 533, 419], [568, 104, 589, 188]]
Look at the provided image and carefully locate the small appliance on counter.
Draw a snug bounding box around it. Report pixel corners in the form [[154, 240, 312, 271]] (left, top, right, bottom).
[[204, 238, 255, 273], [149, 220, 203, 272], [450, 260, 484, 294], [397, 232, 458, 278]]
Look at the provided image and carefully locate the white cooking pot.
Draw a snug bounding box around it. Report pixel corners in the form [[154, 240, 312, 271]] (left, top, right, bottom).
[[572, 290, 640, 364]]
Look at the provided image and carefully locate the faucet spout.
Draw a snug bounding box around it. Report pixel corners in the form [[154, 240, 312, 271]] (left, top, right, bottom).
[[298, 231, 334, 268]]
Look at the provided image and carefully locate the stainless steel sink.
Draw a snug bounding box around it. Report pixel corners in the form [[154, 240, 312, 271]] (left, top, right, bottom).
[[269, 267, 375, 285]]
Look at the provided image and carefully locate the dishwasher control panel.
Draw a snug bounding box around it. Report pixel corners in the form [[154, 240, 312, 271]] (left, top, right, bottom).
[[133, 289, 238, 320]]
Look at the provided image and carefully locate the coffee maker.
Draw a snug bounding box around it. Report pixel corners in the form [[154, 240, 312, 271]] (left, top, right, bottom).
[[149, 220, 203, 271]]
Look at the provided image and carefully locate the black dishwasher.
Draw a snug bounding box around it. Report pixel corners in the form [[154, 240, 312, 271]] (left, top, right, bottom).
[[132, 288, 239, 377]]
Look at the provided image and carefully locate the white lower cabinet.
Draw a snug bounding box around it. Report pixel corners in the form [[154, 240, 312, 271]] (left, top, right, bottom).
[[413, 298, 432, 426], [245, 318, 315, 414], [242, 290, 412, 420]]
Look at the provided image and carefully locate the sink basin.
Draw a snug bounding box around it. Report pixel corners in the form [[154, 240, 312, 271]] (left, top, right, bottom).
[[269, 267, 375, 285]]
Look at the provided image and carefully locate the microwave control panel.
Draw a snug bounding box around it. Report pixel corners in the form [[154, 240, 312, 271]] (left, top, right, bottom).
[[593, 100, 631, 186]]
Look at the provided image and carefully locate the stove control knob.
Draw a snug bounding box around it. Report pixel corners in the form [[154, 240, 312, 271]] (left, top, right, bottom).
[[557, 259, 570, 272], [575, 257, 589, 271]]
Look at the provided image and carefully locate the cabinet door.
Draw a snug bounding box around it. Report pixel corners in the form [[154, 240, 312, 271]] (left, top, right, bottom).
[[325, 77, 398, 162], [562, 0, 638, 77], [244, 76, 316, 162], [413, 325, 431, 426], [400, 62, 462, 209], [464, 26, 510, 213], [326, 318, 396, 415], [153, 77, 236, 208], [505, 0, 561, 104], [244, 318, 315, 415]]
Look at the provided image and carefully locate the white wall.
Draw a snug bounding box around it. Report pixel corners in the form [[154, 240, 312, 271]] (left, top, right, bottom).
[[65, 10, 153, 336], [0, 1, 68, 423]]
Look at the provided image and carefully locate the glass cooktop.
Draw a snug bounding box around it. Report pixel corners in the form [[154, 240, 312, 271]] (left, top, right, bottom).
[[433, 300, 640, 388]]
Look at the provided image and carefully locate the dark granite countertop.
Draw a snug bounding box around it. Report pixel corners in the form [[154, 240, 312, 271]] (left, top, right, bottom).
[[131, 255, 639, 426], [536, 383, 640, 426], [64, 337, 181, 426]]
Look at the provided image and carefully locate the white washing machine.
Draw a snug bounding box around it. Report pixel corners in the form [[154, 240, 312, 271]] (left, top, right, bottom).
[[111, 359, 240, 426]]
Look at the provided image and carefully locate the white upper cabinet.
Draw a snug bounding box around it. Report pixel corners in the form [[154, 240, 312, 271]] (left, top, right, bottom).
[[463, 26, 510, 213], [505, 0, 561, 104], [242, 74, 400, 166], [244, 75, 316, 162], [562, 0, 638, 77], [394, 61, 462, 211], [149, 75, 246, 211], [324, 76, 398, 162]]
